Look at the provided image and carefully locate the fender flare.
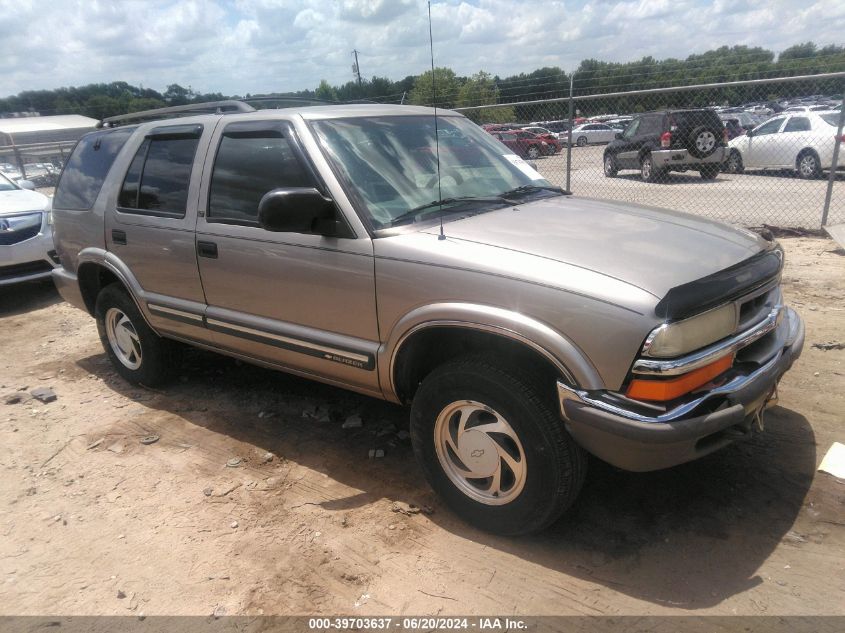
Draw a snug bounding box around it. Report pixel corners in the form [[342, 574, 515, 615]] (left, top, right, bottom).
[[76, 248, 159, 332], [378, 302, 604, 401]]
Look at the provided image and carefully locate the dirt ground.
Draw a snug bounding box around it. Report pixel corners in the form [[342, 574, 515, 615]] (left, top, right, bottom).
[[0, 237, 843, 617]]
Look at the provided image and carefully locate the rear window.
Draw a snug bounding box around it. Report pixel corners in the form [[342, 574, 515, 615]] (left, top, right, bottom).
[[670, 110, 721, 129], [820, 113, 842, 127], [54, 127, 136, 210]]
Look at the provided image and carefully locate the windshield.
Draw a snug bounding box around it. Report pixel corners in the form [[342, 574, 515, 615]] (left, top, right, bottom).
[[820, 113, 843, 127], [0, 171, 17, 192], [310, 115, 555, 229]]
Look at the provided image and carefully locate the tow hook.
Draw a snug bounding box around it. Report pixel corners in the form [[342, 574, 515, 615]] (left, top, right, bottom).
[[753, 386, 779, 432]]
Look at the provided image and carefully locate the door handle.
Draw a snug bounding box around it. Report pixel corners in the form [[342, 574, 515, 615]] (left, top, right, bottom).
[[112, 229, 127, 245], [197, 241, 218, 259]]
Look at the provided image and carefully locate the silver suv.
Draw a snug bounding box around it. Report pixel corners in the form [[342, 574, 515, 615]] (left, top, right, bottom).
[[51, 101, 804, 535]]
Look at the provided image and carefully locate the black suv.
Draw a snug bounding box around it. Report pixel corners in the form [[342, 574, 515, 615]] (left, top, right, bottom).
[[602, 109, 727, 182]]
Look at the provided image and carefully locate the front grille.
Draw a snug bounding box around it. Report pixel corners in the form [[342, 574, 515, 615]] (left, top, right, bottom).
[[0, 260, 53, 281], [0, 224, 40, 245]]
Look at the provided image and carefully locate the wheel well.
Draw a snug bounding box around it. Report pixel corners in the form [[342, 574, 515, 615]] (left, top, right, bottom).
[[78, 263, 122, 315], [796, 147, 819, 161], [392, 326, 564, 405]]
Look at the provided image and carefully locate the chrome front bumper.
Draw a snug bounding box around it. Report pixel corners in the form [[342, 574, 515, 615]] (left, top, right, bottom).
[[557, 306, 804, 471]]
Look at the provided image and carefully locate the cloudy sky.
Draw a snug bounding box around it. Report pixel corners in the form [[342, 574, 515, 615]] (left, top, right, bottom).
[[1, 0, 843, 98]]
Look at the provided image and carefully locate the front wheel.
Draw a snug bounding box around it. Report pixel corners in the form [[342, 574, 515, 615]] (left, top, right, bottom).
[[95, 283, 174, 386], [725, 149, 744, 174], [410, 355, 587, 535], [576, 136, 587, 147], [527, 145, 541, 159], [796, 150, 821, 179]]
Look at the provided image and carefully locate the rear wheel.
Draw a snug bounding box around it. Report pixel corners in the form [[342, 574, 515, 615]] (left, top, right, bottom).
[[640, 153, 662, 182], [95, 283, 173, 386], [700, 164, 719, 180], [796, 150, 821, 179], [410, 355, 587, 536], [603, 153, 618, 177], [576, 136, 587, 147]]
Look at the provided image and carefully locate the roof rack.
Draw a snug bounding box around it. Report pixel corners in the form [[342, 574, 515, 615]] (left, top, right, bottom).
[[96, 96, 389, 129], [97, 100, 255, 128]]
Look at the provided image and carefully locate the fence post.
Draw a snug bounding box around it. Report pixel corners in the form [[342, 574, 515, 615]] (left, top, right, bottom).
[[566, 72, 574, 192], [821, 88, 845, 228], [12, 145, 27, 181]]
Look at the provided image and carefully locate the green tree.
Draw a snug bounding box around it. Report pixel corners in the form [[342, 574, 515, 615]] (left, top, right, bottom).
[[315, 79, 338, 102], [408, 67, 460, 108]]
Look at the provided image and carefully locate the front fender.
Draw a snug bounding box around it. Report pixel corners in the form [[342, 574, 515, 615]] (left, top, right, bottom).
[[378, 302, 604, 401]]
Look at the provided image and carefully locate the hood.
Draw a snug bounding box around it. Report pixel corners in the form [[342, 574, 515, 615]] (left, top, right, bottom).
[[0, 189, 49, 215], [415, 196, 771, 300]]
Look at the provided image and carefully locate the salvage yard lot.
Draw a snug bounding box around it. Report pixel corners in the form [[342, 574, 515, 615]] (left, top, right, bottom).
[[537, 145, 845, 229], [0, 237, 843, 616]]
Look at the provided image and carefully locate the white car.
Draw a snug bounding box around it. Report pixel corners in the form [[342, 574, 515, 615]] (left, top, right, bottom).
[[567, 123, 617, 146], [0, 171, 57, 285], [522, 125, 558, 139], [725, 111, 844, 179]]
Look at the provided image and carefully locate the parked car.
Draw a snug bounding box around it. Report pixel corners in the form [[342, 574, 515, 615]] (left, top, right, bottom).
[[518, 129, 561, 154], [725, 111, 845, 179], [522, 125, 558, 139], [493, 130, 550, 158], [567, 123, 617, 146], [535, 120, 571, 135], [0, 171, 58, 285], [720, 117, 746, 140], [0, 163, 23, 182], [51, 101, 804, 535], [603, 109, 728, 181]]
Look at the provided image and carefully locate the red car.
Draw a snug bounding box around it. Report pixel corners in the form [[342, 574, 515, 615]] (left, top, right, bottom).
[[493, 131, 549, 159], [521, 129, 562, 154]]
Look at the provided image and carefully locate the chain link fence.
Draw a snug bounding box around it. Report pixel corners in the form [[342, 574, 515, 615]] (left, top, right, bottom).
[[454, 72, 845, 230]]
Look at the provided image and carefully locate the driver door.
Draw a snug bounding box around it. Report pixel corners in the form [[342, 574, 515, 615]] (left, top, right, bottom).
[[194, 118, 381, 394]]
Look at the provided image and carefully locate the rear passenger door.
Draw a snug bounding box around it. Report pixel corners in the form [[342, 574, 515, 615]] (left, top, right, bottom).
[[778, 116, 812, 167], [105, 122, 216, 344], [194, 119, 381, 394]]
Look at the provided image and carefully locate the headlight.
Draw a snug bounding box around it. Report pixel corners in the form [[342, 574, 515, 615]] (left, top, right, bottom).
[[643, 302, 738, 358]]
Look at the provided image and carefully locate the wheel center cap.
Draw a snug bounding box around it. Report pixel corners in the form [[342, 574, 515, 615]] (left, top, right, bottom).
[[459, 430, 499, 478]]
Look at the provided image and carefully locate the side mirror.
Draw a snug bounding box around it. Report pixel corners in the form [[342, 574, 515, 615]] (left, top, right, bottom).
[[257, 188, 347, 237], [746, 129, 755, 138], [18, 179, 35, 190], [614, 132, 623, 140]]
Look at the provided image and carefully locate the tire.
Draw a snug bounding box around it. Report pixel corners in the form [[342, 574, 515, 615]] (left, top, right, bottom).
[[640, 153, 662, 182], [796, 150, 821, 179], [725, 149, 744, 174], [95, 283, 174, 387], [700, 164, 719, 180], [603, 153, 618, 177], [688, 125, 719, 158], [410, 355, 587, 536], [576, 136, 587, 147], [527, 145, 541, 160]]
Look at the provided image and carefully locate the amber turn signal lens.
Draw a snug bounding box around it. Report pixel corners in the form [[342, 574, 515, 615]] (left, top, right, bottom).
[[627, 354, 734, 402]]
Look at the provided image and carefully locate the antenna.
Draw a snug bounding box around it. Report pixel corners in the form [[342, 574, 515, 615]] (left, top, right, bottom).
[[427, 1, 445, 241]]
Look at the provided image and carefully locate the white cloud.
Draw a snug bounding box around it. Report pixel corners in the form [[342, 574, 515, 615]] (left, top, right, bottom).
[[0, 0, 842, 98]]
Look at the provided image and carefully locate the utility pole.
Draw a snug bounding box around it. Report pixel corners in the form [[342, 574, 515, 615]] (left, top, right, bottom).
[[352, 50, 363, 87]]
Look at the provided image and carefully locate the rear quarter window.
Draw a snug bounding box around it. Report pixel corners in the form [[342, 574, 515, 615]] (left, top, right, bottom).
[[53, 127, 137, 210]]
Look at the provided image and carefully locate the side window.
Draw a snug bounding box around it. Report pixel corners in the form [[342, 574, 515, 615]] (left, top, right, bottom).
[[784, 117, 811, 133], [754, 118, 785, 136], [208, 124, 314, 224], [118, 124, 202, 218], [622, 119, 641, 138], [54, 127, 136, 210]]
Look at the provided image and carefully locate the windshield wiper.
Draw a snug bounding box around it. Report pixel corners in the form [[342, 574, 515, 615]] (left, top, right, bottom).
[[389, 196, 510, 227], [499, 184, 568, 199]]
